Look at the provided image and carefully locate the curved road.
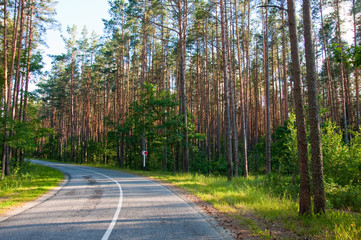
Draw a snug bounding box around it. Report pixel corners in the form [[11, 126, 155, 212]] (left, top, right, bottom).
[[0, 160, 233, 240]]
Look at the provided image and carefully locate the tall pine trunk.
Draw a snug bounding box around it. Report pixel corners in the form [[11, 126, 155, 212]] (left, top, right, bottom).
[[234, 0, 248, 177], [287, 0, 312, 215], [263, 0, 271, 173], [23, 0, 34, 121], [303, 0, 326, 214], [12, 0, 25, 121], [352, 0, 359, 130], [281, 2, 288, 121], [177, 0, 189, 173], [319, 0, 336, 122], [220, 0, 233, 181], [1, 0, 8, 179], [335, 0, 348, 143], [226, 0, 239, 177]]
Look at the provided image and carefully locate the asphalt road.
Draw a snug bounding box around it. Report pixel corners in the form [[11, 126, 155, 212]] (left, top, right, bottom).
[[0, 160, 233, 240]]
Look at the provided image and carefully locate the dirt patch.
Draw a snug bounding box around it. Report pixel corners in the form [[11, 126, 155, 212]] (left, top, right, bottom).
[[0, 196, 10, 201]]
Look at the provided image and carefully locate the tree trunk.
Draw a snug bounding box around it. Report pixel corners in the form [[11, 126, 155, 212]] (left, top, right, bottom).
[[70, 53, 75, 163], [204, 19, 211, 170], [12, 0, 25, 121], [176, 0, 189, 173], [2, 0, 21, 176], [319, 0, 336, 122], [303, 0, 326, 214], [23, 0, 34, 121], [1, 0, 8, 179], [140, 0, 148, 167], [281, 2, 288, 121], [234, 0, 248, 178], [215, 9, 222, 162], [335, 0, 348, 144], [220, 0, 233, 181], [264, 0, 271, 173], [226, 1, 239, 177], [254, 44, 259, 172], [352, 0, 359, 130], [287, 0, 312, 215]]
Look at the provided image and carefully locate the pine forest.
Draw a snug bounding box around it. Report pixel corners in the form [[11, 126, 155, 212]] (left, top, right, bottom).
[[1, 0, 361, 234]]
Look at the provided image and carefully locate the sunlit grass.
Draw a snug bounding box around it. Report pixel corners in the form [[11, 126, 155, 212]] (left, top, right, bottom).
[[0, 162, 63, 215], [118, 170, 360, 239], [34, 159, 360, 239]]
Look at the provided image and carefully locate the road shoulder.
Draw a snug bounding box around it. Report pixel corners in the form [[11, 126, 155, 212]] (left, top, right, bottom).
[[0, 174, 69, 223], [138, 175, 256, 240]]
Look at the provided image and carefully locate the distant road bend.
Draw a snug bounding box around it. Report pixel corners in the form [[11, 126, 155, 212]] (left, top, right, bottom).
[[0, 160, 233, 240]]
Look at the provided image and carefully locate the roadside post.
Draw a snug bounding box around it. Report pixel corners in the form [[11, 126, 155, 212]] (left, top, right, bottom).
[[142, 150, 148, 170]]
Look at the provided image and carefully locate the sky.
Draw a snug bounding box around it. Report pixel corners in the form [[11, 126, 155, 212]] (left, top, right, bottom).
[[42, 0, 110, 72]]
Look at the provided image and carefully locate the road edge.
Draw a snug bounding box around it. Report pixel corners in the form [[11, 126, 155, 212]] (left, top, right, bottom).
[[136, 175, 236, 240], [164, 183, 235, 240], [0, 172, 70, 223]]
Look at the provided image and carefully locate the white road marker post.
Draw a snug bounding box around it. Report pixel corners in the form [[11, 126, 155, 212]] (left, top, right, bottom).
[[142, 150, 148, 170]]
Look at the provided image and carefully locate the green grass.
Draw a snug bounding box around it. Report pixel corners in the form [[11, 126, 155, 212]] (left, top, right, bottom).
[[33, 159, 361, 239], [118, 169, 361, 240], [0, 162, 64, 215]]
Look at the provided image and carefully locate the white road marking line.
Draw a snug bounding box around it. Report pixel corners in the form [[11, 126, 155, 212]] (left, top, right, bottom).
[[80, 168, 123, 240]]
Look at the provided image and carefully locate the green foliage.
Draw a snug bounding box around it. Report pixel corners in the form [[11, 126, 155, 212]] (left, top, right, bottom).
[[331, 43, 361, 69], [251, 114, 299, 175], [87, 140, 115, 164], [325, 182, 361, 212], [263, 173, 300, 200], [349, 45, 361, 67], [321, 121, 361, 187], [320, 122, 361, 211], [344, 45, 361, 68], [321, 121, 349, 185], [29, 52, 44, 76], [251, 116, 361, 211], [189, 145, 209, 174], [0, 99, 54, 173], [108, 83, 205, 171], [249, 136, 265, 173], [348, 130, 361, 185], [272, 113, 299, 175], [8, 119, 53, 152]]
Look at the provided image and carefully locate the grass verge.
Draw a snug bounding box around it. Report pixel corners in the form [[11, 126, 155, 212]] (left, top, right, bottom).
[[0, 161, 64, 215], [120, 169, 361, 239], [33, 160, 361, 239]]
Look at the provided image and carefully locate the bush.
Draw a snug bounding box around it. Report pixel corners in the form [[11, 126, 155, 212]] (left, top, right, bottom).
[[321, 121, 361, 211], [322, 121, 361, 187], [325, 182, 361, 212], [250, 118, 361, 212]]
